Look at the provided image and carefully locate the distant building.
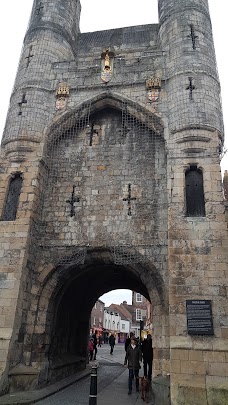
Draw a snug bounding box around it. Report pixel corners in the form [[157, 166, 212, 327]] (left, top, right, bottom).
[[103, 308, 121, 343], [121, 292, 152, 338], [105, 304, 131, 343], [90, 299, 105, 337], [145, 301, 153, 335]]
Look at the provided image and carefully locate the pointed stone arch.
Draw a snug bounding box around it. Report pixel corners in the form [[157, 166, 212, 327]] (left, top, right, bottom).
[[45, 90, 164, 147]]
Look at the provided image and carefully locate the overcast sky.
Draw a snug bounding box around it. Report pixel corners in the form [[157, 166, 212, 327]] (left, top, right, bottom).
[[100, 289, 132, 307], [0, 1, 227, 306]]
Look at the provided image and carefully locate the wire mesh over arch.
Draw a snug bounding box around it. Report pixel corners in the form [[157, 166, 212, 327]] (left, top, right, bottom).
[[29, 88, 167, 268]]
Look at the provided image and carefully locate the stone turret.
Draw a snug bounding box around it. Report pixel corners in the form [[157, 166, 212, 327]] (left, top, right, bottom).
[[158, 1, 228, 404], [2, 0, 81, 161], [158, 0, 223, 143]]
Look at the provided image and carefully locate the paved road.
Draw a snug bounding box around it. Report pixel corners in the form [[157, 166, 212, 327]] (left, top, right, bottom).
[[36, 344, 127, 405]]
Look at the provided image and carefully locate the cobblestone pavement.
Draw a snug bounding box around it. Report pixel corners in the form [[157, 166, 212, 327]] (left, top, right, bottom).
[[36, 344, 127, 405]]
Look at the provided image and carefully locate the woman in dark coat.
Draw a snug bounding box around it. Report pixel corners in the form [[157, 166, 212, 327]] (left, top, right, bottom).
[[124, 336, 142, 395]]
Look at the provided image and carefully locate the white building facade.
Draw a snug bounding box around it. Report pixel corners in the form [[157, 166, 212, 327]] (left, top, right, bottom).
[[103, 309, 130, 343]]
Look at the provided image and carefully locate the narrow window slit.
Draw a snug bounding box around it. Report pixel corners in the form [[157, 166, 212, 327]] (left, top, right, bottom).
[[185, 166, 205, 217], [189, 24, 198, 50], [2, 173, 23, 221]]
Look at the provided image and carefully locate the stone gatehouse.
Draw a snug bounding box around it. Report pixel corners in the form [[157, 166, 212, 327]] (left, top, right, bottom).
[[0, 0, 227, 404]]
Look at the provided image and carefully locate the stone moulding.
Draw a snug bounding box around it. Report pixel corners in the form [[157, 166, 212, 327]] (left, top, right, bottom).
[[47, 91, 164, 144], [176, 135, 211, 144]]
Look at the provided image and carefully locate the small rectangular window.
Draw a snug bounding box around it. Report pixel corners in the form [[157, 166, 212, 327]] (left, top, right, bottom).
[[136, 293, 143, 302], [136, 309, 142, 321]]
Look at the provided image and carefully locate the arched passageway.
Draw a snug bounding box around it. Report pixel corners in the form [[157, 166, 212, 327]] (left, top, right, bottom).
[[30, 249, 168, 386]]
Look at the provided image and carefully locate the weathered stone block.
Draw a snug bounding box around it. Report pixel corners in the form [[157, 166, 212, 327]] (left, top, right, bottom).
[[8, 364, 39, 393], [207, 376, 228, 405], [152, 376, 170, 405]]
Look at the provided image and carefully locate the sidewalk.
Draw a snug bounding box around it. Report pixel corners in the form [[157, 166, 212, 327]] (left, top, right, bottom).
[[98, 368, 154, 405], [0, 366, 92, 405]]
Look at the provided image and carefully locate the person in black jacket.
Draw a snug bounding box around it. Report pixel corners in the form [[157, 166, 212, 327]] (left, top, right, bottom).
[[124, 335, 142, 395], [109, 333, 115, 354], [141, 334, 153, 381], [124, 332, 135, 352]]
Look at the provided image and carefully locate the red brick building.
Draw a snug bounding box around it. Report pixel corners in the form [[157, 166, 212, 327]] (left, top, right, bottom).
[[90, 299, 105, 337], [121, 292, 152, 338]]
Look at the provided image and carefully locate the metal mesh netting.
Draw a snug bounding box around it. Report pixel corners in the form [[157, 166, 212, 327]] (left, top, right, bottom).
[[34, 89, 166, 265], [9, 9, 166, 267]]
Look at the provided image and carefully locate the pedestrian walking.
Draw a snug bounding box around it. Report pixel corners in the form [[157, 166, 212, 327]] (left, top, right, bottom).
[[124, 332, 135, 369], [98, 335, 102, 347], [88, 338, 94, 361], [124, 332, 135, 352], [124, 335, 142, 395], [92, 330, 98, 360], [109, 333, 115, 355], [141, 333, 153, 381]]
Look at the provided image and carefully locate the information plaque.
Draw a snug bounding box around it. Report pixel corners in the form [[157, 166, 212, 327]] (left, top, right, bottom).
[[186, 300, 214, 336]]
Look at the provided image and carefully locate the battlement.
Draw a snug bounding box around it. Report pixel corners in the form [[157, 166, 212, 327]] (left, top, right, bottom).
[[79, 24, 159, 51]]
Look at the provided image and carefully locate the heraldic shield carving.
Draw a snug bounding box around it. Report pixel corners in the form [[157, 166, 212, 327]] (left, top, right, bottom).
[[101, 50, 113, 83], [146, 76, 161, 102], [55, 82, 70, 110]]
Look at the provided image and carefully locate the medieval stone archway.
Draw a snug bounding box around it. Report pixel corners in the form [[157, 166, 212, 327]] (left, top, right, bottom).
[[24, 248, 169, 387], [0, 1, 227, 402]]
